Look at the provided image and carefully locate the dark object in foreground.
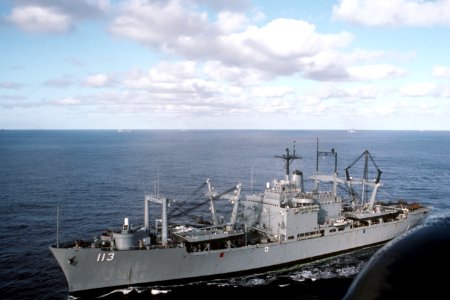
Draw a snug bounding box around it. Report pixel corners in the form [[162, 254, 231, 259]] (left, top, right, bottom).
[[344, 217, 450, 300]]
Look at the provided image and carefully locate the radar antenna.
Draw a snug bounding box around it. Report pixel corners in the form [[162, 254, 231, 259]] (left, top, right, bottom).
[[275, 141, 302, 180]]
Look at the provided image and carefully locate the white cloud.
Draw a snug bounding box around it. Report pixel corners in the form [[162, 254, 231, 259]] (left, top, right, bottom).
[[54, 97, 81, 106], [251, 86, 294, 98], [193, 0, 251, 12], [109, 1, 412, 83], [85, 74, 112, 88], [300, 51, 350, 81], [347, 64, 406, 80], [400, 82, 438, 97], [397, 81, 450, 98], [314, 84, 379, 101], [215, 11, 250, 33], [216, 19, 353, 78], [433, 65, 450, 78], [345, 48, 386, 63], [238, 19, 353, 59], [333, 0, 450, 27], [148, 61, 197, 81], [0, 82, 23, 89], [110, 1, 354, 79], [300, 100, 337, 117], [259, 99, 292, 113], [202, 61, 267, 84], [80, 60, 299, 117], [6, 1, 111, 33], [89, 88, 248, 117], [372, 104, 397, 116], [303, 97, 321, 106], [441, 85, 450, 98], [226, 86, 244, 96], [8, 5, 72, 33], [121, 61, 242, 111], [45, 75, 74, 88], [111, 0, 210, 47], [123, 61, 200, 90]]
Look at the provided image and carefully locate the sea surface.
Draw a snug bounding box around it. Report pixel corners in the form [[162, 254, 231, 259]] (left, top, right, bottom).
[[1, 130, 449, 300]]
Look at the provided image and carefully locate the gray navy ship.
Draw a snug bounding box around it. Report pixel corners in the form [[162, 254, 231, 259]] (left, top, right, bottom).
[[50, 141, 429, 296]]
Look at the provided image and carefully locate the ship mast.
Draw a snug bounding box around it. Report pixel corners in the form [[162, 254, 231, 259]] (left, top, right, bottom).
[[316, 138, 337, 174], [206, 178, 219, 226], [345, 150, 382, 209], [274, 141, 302, 181], [56, 205, 60, 248], [144, 194, 168, 246], [205, 180, 242, 227], [315, 138, 339, 194]]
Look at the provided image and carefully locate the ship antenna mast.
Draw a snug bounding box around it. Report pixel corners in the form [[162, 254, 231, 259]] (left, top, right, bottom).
[[56, 205, 60, 248], [316, 138, 338, 174], [315, 138, 339, 192], [250, 166, 253, 194], [275, 140, 302, 180]]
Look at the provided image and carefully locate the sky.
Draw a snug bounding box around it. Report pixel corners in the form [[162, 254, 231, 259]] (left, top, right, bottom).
[[1, 0, 450, 130]]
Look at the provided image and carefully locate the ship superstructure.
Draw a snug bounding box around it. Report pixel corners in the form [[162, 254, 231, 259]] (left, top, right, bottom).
[[50, 142, 429, 295]]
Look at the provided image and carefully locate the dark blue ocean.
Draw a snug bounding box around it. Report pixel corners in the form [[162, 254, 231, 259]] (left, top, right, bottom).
[[1, 130, 449, 300]]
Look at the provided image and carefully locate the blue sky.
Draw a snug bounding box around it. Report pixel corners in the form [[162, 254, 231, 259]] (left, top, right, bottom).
[[1, 0, 450, 130]]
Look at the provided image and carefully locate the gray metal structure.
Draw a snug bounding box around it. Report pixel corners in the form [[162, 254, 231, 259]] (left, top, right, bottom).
[[50, 143, 429, 295]]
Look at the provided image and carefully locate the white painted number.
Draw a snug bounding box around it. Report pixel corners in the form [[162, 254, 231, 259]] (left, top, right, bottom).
[[97, 253, 115, 262]]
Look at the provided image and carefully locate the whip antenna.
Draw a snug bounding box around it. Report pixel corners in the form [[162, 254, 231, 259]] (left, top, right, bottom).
[[56, 205, 60, 248]]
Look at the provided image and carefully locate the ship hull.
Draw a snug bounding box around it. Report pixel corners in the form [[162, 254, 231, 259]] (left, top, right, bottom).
[[50, 209, 427, 295]]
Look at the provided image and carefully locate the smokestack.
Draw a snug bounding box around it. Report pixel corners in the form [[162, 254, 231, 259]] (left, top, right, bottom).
[[292, 170, 304, 191]]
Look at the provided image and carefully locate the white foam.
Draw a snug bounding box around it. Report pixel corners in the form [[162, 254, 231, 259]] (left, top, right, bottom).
[[151, 289, 170, 295]]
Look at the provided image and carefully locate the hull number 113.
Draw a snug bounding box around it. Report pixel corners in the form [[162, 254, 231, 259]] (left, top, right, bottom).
[[97, 253, 115, 262]]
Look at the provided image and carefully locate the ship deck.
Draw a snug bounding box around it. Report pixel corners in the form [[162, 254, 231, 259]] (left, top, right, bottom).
[[173, 229, 245, 243], [344, 210, 400, 221]]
